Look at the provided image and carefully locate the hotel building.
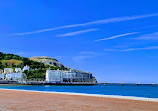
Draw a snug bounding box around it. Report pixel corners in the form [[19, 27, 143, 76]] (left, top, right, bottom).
[[46, 68, 93, 83], [5, 68, 26, 80]]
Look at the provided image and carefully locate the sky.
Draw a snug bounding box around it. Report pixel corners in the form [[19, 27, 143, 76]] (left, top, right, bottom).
[[0, 0, 158, 83]]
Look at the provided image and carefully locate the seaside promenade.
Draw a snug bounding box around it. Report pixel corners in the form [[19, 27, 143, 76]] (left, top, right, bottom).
[[0, 89, 158, 111]]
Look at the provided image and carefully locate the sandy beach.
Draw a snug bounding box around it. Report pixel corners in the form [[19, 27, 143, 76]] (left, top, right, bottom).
[[0, 89, 158, 111]]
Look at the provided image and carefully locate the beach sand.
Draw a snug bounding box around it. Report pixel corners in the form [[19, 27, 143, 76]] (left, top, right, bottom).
[[0, 89, 158, 111]]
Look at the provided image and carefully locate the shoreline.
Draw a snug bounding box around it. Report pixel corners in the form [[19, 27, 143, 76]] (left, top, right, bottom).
[[0, 88, 158, 102]]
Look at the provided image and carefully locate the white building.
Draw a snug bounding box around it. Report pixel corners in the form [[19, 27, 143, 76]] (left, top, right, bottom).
[[2, 68, 27, 80], [0, 69, 3, 73], [0, 70, 4, 80], [23, 65, 30, 72], [15, 68, 22, 73], [0, 74, 4, 80], [4, 68, 13, 74], [5, 73, 26, 80], [46, 68, 92, 83], [46, 69, 63, 82]]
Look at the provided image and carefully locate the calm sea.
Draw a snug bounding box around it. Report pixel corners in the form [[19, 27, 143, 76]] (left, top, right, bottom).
[[0, 84, 158, 98]]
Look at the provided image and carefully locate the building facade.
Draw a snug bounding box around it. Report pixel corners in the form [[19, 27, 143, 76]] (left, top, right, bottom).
[[15, 68, 22, 73], [46, 68, 93, 83], [3, 68, 27, 80], [0, 69, 3, 73], [5, 73, 26, 80], [23, 65, 30, 72], [4, 68, 13, 74], [0, 70, 4, 80]]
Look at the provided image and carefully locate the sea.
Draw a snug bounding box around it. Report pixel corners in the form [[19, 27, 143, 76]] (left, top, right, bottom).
[[0, 84, 158, 98]]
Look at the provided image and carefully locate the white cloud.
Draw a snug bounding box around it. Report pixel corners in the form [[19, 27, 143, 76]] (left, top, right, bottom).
[[9, 13, 158, 35], [80, 51, 103, 56], [95, 32, 139, 41], [122, 46, 158, 51], [104, 49, 119, 51], [135, 32, 158, 40], [72, 51, 104, 63], [72, 55, 93, 63], [56, 29, 98, 37], [104, 46, 158, 52], [79, 51, 95, 54]]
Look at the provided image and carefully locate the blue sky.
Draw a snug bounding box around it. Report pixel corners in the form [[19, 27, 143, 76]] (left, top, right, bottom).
[[0, 0, 158, 83]]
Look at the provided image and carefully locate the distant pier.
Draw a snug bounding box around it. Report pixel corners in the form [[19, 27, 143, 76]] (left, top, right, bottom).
[[0, 80, 157, 86], [100, 83, 158, 86], [0, 80, 97, 86]]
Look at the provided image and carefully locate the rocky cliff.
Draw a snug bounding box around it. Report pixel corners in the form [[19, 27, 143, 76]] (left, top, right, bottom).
[[30, 56, 92, 73], [30, 56, 97, 82], [30, 56, 64, 68]]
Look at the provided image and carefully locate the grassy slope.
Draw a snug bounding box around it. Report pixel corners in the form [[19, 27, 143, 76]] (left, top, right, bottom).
[[0, 59, 23, 67]]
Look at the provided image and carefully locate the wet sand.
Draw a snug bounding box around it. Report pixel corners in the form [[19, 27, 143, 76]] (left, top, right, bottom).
[[0, 89, 158, 111]]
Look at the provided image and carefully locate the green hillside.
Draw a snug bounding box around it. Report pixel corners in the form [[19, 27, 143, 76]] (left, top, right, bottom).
[[0, 52, 65, 80], [0, 60, 23, 68], [0, 52, 96, 82]]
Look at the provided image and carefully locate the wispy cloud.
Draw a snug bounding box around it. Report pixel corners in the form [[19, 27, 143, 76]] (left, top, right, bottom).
[[104, 49, 119, 51], [56, 29, 98, 37], [95, 32, 139, 41], [79, 51, 95, 54], [72, 51, 104, 63], [80, 51, 103, 56], [9, 13, 158, 35], [72, 55, 93, 63], [135, 32, 158, 40], [104, 46, 158, 52], [122, 46, 158, 51]]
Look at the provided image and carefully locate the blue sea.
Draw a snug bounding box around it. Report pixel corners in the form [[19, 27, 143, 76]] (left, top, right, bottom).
[[0, 84, 158, 98]]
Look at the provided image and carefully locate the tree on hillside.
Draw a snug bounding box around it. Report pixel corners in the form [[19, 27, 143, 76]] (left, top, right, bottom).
[[11, 63, 16, 67], [0, 62, 2, 69], [2, 62, 8, 68], [22, 57, 31, 65], [0, 52, 3, 60]]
